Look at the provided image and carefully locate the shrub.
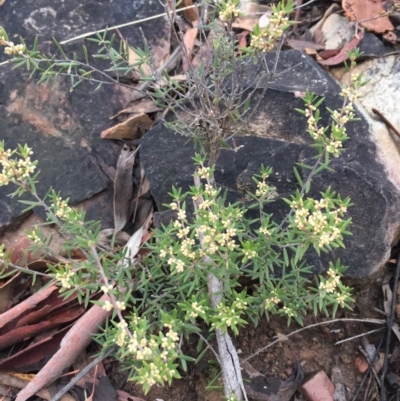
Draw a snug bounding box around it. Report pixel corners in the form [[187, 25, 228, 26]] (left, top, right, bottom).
[[0, 1, 366, 399]]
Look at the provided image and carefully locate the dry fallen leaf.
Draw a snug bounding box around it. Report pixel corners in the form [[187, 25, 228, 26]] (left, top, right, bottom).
[[241, 359, 303, 401], [0, 285, 58, 330], [118, 10, 171, 73], [0, 372, 75, 401], [110, 98, 162, 119], [383, 30, 398, 43], [286, 39, 325, 51], [317, 31, 364, 66], [192, 27, 220, 69], [182, 22, 200, 72], [180, 0, 199, 24], [0, 304, 85, 351], [342, 0, 394, 33], [101, 113, 153, 140], [114, 144, 138, 233], [119, 226, 144, 269]]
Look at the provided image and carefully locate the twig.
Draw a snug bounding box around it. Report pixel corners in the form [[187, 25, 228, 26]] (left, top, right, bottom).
[[372, 108, 400, 140], [335, 327, 385, 345], [351, 335, 383, 401], [60, 4, 198, 44], [196, 332, 221, 363], [49, 345, 117, 401], [363, 374, 373, 401], [0, 259, 51, 278], [244, 318, 386, 362], [358, 346, 381, 388], [130, 45, 182, 102], [380, 254, 400, 401]]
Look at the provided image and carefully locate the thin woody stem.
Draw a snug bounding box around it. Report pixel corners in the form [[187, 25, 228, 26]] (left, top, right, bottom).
[[193, 174, 247, 401]]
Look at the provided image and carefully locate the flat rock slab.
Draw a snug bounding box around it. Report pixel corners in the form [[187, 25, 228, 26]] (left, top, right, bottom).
[[141, 50, 400, 277], [0, 0, 167, 233], [332, 55, 400, 190]]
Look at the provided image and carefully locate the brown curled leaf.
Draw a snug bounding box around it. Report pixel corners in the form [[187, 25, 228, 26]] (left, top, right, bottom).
[[317, 31, 364, 66], [100, 113, 153, 140]]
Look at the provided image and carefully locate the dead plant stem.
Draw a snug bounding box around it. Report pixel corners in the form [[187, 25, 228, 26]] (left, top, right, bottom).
[[193, 174, 246, 401]]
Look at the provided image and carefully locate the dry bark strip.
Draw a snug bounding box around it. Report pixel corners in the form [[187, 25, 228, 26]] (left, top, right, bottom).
[[0, 325, 71, 370], [0, 304, 85, 351], [0, 285, 58, 330], [15, 294, 112, 401]]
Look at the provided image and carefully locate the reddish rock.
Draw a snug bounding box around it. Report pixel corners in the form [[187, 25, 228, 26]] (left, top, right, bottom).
[[299, 371, 335, 401]]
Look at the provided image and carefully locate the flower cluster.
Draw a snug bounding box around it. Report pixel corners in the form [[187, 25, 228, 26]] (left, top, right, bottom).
[[281, 305, 297, 318], [52, 196, 74, 220], [102, 300, 113, 312], [55, 268, 74, 289], [210, 293, 250, 330], [211, 298, 248, 335], [0, 32, 25, 56], [253, 166, 274, 200], [0, 143, 36, 186], [189, 301, 206, 319], [340, 72, 364, 104], [318, 263, 353, 307], [303, 99, 348, 159], [250, 8, 292, 52], [115, 319, 129, 346], [290, 191, 350, 249], [111, 316, 181, 392], [0, 245, 5, 261], [27, 229, 41, 244], [4, 41, 25, 56], [302, 71, 365, 158], [159, 162, 246, 275], [218, 0, 240, 22], [117, 317, 180, 362], [319, 267, 341, 293], [101, 284, 113, 294], [265, 293, 280, 310]]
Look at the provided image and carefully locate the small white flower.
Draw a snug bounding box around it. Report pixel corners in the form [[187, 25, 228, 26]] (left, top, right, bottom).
[[102, 300, 113, 312], [116, 301, 126, 311]]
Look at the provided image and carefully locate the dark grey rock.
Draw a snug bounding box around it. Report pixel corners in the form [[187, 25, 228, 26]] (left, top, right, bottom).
[[358, 32, 388, 59], [0, 0, 166, 233], [141, 50, 400, 277]]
